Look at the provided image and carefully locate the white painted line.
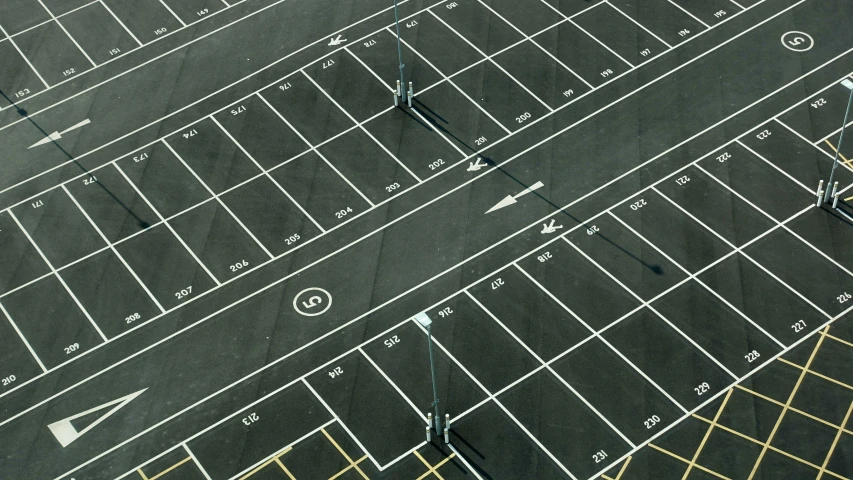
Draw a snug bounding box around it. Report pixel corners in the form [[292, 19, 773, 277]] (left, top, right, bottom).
[[605, 0, 673, 49], [527, 23, 595, 90], [61, 183, 166, 314], [408, 105, 468, 158], [256, 92, 375, 207], [773, 117, 835, 159], [209, 114, 328, 233], [158, 0, 187, 27], [447, 443, 485, 480], [735, 139, 813, 192], [426, 9, 554, 112], [162, 139, 275, 259], [111, 162, 223, 286], [343, 47, 393, 92], [358, 348, 427, 422], [182, 443, 213, 480], [0, 23, 50, 89], [0, 302, 48, 373], [667, 0, 711, 29], [301, 378, 382, 470], [569, 17, 634, 67], [730, 0, 746, 10], [536, 0, 604, 21], [35, 0, 97, 67], [99, 0, 143, 46], [300, 69, 424, 183]]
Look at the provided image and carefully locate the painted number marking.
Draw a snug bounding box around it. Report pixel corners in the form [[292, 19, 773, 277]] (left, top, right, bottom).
[[242, 412, 259, 426], [285, 233, 301, 246], [592, 450, 608, 463], [109, 48, 121, 56], [230, 259, 249, 272], [600, 69, 614, 78], [586, 225, 600, 235], [717, 152, 731, 163], [64, 343, 80, 355], [31, 200, 44, 209], [385, 182, 401, 193], [62, 68, 76, 77], [406, 20, 418, 28], [428, 159, 445, 171], [363, 39, 377, 48], [516, 112, 532, 124], [328, 366, 343, 378], [756, 130, 772, 140], [384, 335, 401, 348], [197, 8, 209, 16], [811, 98, 827, 109], [838, 292, 852, 304], [125, 312, 141, 324], [83, 176, 97, 186], [792, 319, 807, 333], [231, 105, 247, 116], [446, 1, 458, 8], [537, 251, 553, 263], [437, 307, 453, 318], [644, 415, 661, 429], [745, 350, 761, 363], [133, 152, 149, 163], [335, 207, 353, 219], [563, 89, 574, 98], [694, 382, 710, 396], [15, 88, 31, 99], [155, 27, 168, 36], [182, 128, 197, 139], [474, 136, 487, 146], [491, 278, 504, 290], [629, 198, 648, 211], [2, 375, 16, 386], [175, 286, 193, 300], [675, 175, 690, 186], [640, 48, 651, 57]]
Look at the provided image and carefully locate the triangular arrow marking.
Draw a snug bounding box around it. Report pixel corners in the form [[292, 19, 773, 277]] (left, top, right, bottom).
[[485, 181, 544, 213], [47, 388, 147, 447], [28, 119, 90, 149], [60, 118, 91, 135]]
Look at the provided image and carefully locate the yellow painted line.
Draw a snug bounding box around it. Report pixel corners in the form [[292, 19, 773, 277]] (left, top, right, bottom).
[[614, 456, 632, 480], [649, 444, 730, 479], [817, 400, 853, 480], [414, 450, 456, 480], [601, 475, 616, 480], [779, 358, 853, 392], [329, 456, 368, 480], [322, 428, 369, 480], [825, 140, 853, 167], [826, 333, 853, 349], [734, 385, 852, 433], [145, 457, 192, 480], [137, 469, 149, 480], [747, 328, 829, 480], [682, 388, 733, 479], [274, 457, 297, 480], [238, 446, 293, 480]]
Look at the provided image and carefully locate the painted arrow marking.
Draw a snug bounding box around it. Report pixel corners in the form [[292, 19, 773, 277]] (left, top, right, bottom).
[[541, 219, 563, 234], [328, 34, 347, 46], [28, 118, 91, 149], [47, 388, 146, 447], [486, 181, 544, 214], [467, 157, 487, 172]]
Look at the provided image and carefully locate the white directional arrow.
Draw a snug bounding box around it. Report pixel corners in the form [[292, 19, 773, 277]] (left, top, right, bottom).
[[486, 181, 544, 214], [28, 118, 91, 149], [467, 157, 487, 172], [328, 34, 347, 46], [47, 388, 146, 447], [541, 219, 563, 234]]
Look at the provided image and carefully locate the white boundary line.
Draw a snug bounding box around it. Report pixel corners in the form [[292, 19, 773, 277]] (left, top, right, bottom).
[[0, 301, 47, 373], [357, 347, 427, 422], [182, 443, 213, 480], [35, 0, 97, 67], [99, 0, 143, 47], [667, 0, 711, 29], [6, 0, 100, 40], [605, 0, 673, 49], [0, 23, 50, 89], [158, 0, 187, 27]]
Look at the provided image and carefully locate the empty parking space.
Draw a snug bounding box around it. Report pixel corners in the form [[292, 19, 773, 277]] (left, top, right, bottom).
[[214, 96, 309, 170], [306, 351, 425, 465], [0, 313, 43, 392], [656, 166, 775, 247], [779, 89, 853, 143], [551, 338, 684, 444], [499, 369, 631, 478], [393, 12, 485, 77], [220, 176, 322, 255], [468, 267, 592, 361], [40, 0, 94, 15], [12, 187, 106, 268], [60, 249, 160, 338], [0, 0, 51, 36], [607, 0, 705, 45], [0, 210, 50, 296], [363, 105, 461, 179], [451, 59, 550, 131], [740, 121, 853, 190], [430, 0, 524, 55], [259, 74, 355, 146], [492, 40, 591, 109], [745, 227, 853, 316], [532, 21, 631, 87], [117, 143, 212, 218], [168, 200, 269, 282], [428, 294, 539, 393], [412, 81, 508, 153], [103, 0, 182, 44], [612, 191, 733, 273], [699, 253, 827, 346], [275, 423, 373, 479], [361, 321, 487, 419], [572, 2, 669, 65], [1, 275, 103, 368], [652, 280, 783, 376], [60, 2, 138, 63], [698, 143, 813, 221], [349, 30, 444, 93], [481, 0, 563, 35], [64, 165, 158, 243], [188, 382, 330, 480], [268, 152, 371, 229], [164, 121, 261, 194], [317, 128, 419, 204], [670, 0, 742, 26], [160, 0, 224, 25], [567, 216, 687, 300], [114, 223, 216, 309], [12, 22, 91, 85], [790, 207, 853, 275], [604, 308, 737, 408], [303, 51, 392, 123], [518, 242, 641, 330], [0, 40, 46, 104]]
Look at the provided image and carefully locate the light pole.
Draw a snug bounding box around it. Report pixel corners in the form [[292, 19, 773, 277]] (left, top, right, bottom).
[[414, 312, 441, 436], [392, 0, 406, 105], [824, 78, 853, 203]]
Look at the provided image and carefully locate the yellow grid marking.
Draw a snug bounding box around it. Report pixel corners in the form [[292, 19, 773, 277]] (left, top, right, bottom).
[[413, 450, 457, 480], [322, 428, 369, 480], [238, 446, 293, 480], [274, 457, 297, 480], [681, 388, 733, 479], [649, 444, 731, 479], [825, 140, 853, 167], [614, 456, 631, 480], [826, 333, 853, 349], [735, 385, 853, 434], [329, 456, 368, 480], [780, 358, 853, 391], [817, 399, 853, 480], [746, 327, 830, 480], [601, 475, 616, 480], [139, 457, 192, 480]]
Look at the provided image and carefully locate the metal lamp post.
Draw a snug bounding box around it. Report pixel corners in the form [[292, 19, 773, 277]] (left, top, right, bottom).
[[393, 0, 406, 105], [824, 78, 853, 203], [414, 312, 441, 436]]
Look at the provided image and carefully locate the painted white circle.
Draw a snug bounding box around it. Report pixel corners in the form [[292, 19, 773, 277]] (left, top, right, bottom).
[[293, 288, 332, 316], [781, 31, 814, 52]]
